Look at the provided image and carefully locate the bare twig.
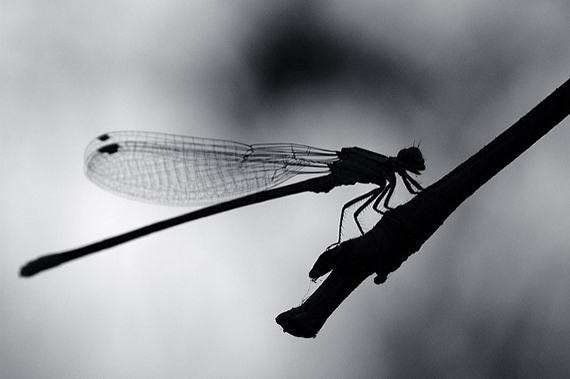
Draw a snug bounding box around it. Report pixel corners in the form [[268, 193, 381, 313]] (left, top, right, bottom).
[[276, 77, 570, 338]]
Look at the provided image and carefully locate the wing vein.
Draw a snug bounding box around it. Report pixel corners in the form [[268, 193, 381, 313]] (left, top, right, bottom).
[[84, 131, 338, 206]]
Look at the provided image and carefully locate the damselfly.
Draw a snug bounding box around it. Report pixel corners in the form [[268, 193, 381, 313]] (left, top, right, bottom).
[[20, 131, 425, 277]]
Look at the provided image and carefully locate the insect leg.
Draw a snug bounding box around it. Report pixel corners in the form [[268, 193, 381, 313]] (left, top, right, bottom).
[[352, 188, 383, 235], [400, 171, 423, 193], [382, 177, 397, 209], [337, 188, 378, 243], [372, 184, 391, 213]]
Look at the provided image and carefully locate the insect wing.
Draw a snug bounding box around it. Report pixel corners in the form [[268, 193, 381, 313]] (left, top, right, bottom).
[[84, 131, 337, 206]]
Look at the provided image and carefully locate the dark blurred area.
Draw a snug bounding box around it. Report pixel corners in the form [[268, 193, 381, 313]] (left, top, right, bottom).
[[242, 2, 428, 111], [203, 1, 566, 147]]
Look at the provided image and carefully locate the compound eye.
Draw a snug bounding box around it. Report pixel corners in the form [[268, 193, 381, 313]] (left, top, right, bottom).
[[398, 147, 425, 174]]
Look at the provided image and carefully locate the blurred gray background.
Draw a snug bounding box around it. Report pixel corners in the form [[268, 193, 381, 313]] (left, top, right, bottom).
[[2, 0, 570, 378]]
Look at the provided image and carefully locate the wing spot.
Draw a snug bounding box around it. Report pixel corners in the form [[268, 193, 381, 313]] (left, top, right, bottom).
[[98, 134, 111, 141], [98, 143, 120, 154]]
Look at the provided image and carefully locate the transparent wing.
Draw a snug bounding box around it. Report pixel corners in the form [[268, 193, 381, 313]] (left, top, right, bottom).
[[84, 131, 339, 206]]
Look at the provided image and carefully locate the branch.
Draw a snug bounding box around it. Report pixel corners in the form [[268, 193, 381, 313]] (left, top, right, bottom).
[[276, 77, 570, 338]]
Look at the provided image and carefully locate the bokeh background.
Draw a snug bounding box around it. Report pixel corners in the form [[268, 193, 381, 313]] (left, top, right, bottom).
[[2, 1, 570, 377]]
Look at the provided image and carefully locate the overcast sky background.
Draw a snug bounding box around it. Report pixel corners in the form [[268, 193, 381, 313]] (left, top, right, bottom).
[[2, 1, 570, 378]]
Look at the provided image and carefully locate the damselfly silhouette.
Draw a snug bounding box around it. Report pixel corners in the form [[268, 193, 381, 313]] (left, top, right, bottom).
[[20, 131, 425, 277]]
